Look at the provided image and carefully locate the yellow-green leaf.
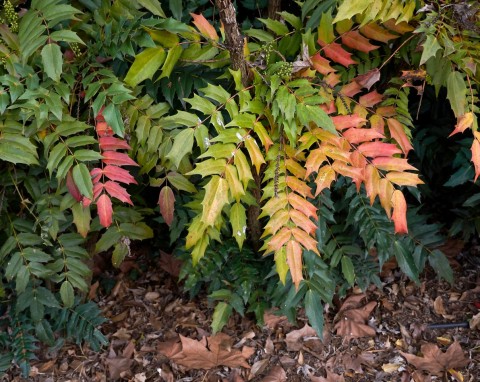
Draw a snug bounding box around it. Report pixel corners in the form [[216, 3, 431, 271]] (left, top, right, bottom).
[[166, 128, 194, 169], [41, 43, 63, 82], [275, 246, 289, 285], [225, 164, 245, 202], [72, 163, 93, 199], [159, 44, 182, 79], [230, 202, 247, 249], [201, 176, 229, 226], [244, 136, 265, 174], [446, 71, 467, 118], [125, 47, 166, 87], [71, 202, 91, 238], [419, 35, 442, 66]]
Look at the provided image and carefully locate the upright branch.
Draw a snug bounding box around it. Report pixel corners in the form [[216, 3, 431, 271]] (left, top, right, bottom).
[[216, 0, 250, 86]]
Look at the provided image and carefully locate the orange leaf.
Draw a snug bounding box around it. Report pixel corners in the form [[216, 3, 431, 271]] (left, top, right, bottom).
[[287, 193, 317, 219], [357, 142, 402, 158], [376, 106, 396, 117], [332, 115, 367, 131], [289, 210, 317, 235], [331, 161, 363, 183], [267, 227, 292, 253], [286, 240, 304, 289], [95, 121, 114, 136], [387, 119, 413, 155], [291, 227, 319, 254], [159, 186, 175, 227], [471, 137, 480, 182], [341, 30, 379, 53], [286, 158, 306, 179], [364, 165, 380, 205], [378, 178, 394, 218], [372, 157, 416, 172], [97, 193, 113, 228], [311, 53, 336, 75], [369, 114, 385, 135], [315, 165, 336, 195], [449, 112, 474, 137], [343, 127, 384, 144], [383, 20, 414, 34], [391, 190, 408, 234], [286, 176, 314, 198], [318, 40, 357, 67], [190, 13, 219, 41], [359, 90, 384, 107], [263, 209, 290, 237], [340, 81, 362, 97], [102, 151, 139, 167], [321, 144, 351, 162], [305, 148, 327, 178], [360, 23, 399, 43], [104, 181, 133, 204], [385, 171, 423, 187]]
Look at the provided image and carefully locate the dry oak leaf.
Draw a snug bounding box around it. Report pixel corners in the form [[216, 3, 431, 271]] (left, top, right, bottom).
[[157, 333, 254, 369], [309, 370, 346, 382], [285, 323, 318, 351], [400, 341, 469, 376], [334, 300, 377, 338], [260, 365, 287, 382]]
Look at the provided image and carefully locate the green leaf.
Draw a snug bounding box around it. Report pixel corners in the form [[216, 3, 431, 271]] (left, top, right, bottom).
[[73, 149, 103, 162], [419, 35, 442, 66], [95, 227, 122, 254], [72, 163, 93, 199], [166, 128, 194, 169], [165, 171, 196, 193], [201, 176, 229, 226], [119, 222, 154, 240], [186, 158, 226, 177], [137, 0, 166, 17], [102, 103, 125, 137], [305, 289, 324, 338], [297, 103, 337, 135], [428, 249, 453, 283], [159, 44, 182, 79], [211, 302, 232, 334], [15, 266, 30, 293], [50, 30, 84, 44], [230, 202, 247, 249], [60, 280, 74, 307], [341, 256, 355, 286], [124, 47, 166, 87], [0, 134, 39, 165], [394, 240, 419, 283], [41, 44, 63, 82], [36, 286, 60, 308], [446, 71, 467, 118], [71, 202, 91, 238], [333, 0, 370, 23], [112, 242, 129, 268], [258, 18, 289, 36]]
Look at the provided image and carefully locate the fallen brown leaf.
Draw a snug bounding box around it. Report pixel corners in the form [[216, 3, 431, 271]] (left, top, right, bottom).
[[309, 370, 345, 382], [285, 324, 317, 351], [105, 356, 133, 380], [159, 250, 183, 277], [157, 333, 254, 369], [400, 341, 470, 376], [260, 365, 287, 382], [470, 312, 480, 330], [433, 296, 446, 316], [334, 300, 377, 339]]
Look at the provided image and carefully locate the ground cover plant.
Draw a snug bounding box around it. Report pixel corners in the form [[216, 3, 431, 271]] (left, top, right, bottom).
[[0, 0, 479, 377]]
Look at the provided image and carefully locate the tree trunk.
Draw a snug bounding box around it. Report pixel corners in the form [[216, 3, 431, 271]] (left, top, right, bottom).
[[267, 0, 281, 20]]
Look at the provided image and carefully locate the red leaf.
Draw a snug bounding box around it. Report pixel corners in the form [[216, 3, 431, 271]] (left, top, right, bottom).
[[357, 142, 402, 158], [332, 115, 366, 131], [372, 157, 416, 172], [343, 127, 384, 144], [391, 190, 408, 234], [286, 240, 303, 289], [66, 170, 82, 201], [158, 186, 175, 227], [387, 119, 413, 155], [99, 137, 132, 151], [355, 69, 381, 91], [103, 181, 133, 204], [103, 165, 137, 185], [90, 167, 103, 183], [331, 161, 364, 183], [97, 193, 113, 228], [318, 40, 357, 67], [341, 31, 379, 53], [340, 81, 362, 97], [310, 53, 336, 75], [101, 151, 139, 167], [190, 13, 219, 41], [95, 121, 114, 136], [359, 90, 384, 107], [93, 182, 104, 201], [287, 193, 317, 219]]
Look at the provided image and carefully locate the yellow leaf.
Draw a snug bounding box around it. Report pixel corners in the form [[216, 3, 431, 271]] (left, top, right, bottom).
[[386, 171, 423, 187], [186, 216, 207, 249], [378, 178, 394, 218], [201, 176, 229, 226], [314, 165, 336, 196], [274, 246, 289, 285], [263, 209, 290, 237], [260, 193, 287, 218], [253, 121, 273, 152], [286, 240, 304, 290], [192, 234, 209, 265], [449, 112, 474, 137], [471, 137, 480, 182], [286, 158, 306, 179], [364, 165, 380, 205], [225, 165, 245, 202], [305, 148, 327, 178], [244, 136, 265, 174], [234, 150, 254, 187]]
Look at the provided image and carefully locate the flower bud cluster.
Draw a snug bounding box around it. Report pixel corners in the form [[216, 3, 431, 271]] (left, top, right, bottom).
[[3, 0, 18, 33]]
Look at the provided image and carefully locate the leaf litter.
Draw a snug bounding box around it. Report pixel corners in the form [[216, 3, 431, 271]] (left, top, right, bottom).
[[6, 241, 480, 381]]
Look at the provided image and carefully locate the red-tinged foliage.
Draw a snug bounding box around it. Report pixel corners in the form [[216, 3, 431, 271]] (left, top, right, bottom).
[[331, 161, 363, 184], [342, 127, 384, 144], [97, 193, 113, 228], [102, 151, 139, 167], [291, 227, 319, 254], [286, 240, 303, 289], [385, 171, 423, 187], [378, 178, 394, 218], [103, 181, 133, 204], [287, 193, 317, 219], [340, 81, 362, 97], [305, 148, 327, 178], [364, 165, 380, 205], [66, 170, 82, 201], [387, 119, 413, 154], [102, 165, 137, 184], [318, 40, 357, 67], [449, 112, 474, 137], [391, 190, 408, 234], [341, 31, 379, 53], [289, 209, 317, 235], [95, 121, 114, 136], [159, 186, 175, 227], [372, 157, 416, 172], [93, 182, 104, 200], [267, 227, 292, 252], [332, 115, 367, 131], [354, 69, 381, 91], [359, 90, 384, 107], [190, 13, 219, 41], [99, 136, 132, 151], [357, 142, 402, 158], [471, 136, 480, 182], [359, 23, 399, 43], [286, 176, 314, 198], [314, 165, 336, 195], [311, 53, 336, 75]]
